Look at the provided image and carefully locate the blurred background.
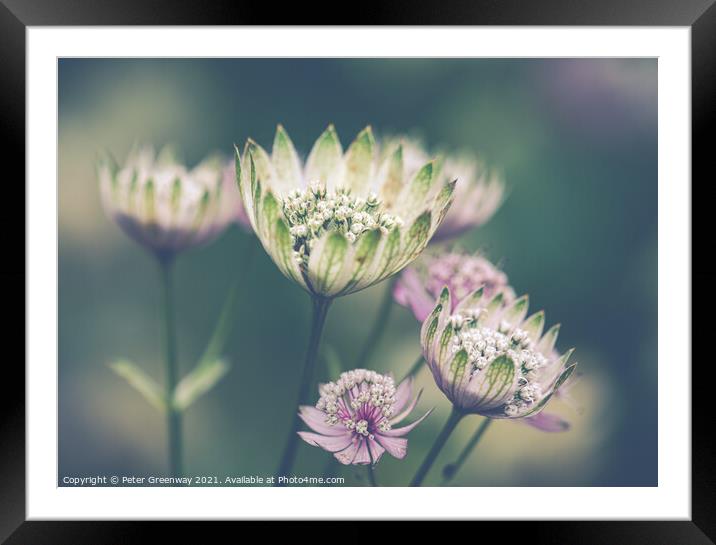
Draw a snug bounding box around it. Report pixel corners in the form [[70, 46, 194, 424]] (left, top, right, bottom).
[[58, 58, 657, 487]]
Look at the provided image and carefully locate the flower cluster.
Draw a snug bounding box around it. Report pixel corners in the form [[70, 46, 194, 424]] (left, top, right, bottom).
[[282, 184, 403, 267], [98, 146, 242, 259], [236, 125, 456, 297], [298, 370, 431, 465], [394, 250, 514, 322], [421, 286, 576, 418]]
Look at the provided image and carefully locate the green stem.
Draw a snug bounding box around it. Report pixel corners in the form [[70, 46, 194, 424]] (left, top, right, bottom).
[[276, 296, 333, 482], [441, 418, 493, 485], [366, 463, 378, 487], [159, 257, 182, 477], [410, 407, 464, 487], [353, 276, 397, 369], [198, 240, 256, 367], [401, 354, 425, 383]]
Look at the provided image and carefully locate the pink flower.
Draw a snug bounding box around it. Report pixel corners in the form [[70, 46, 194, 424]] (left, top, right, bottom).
[[393, 251, 515, 323], [298, 369, 432, 465]]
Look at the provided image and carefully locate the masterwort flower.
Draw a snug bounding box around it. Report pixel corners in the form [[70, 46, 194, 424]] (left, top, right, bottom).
[[387, 138, 505, 243], [98, 146, 241, 260], [393, 250, 515, 322], [235, 125, 456, 297], [298, 369, 431, 465], [420, 287, 577, 419]]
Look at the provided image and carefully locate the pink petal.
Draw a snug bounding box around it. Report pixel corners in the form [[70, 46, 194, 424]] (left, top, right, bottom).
[[393, 268, 435, 322], [367, 437, 386, 464], [392, 376, 414, 416], [334, 439, 360, 465], [297, 431, 353, 452], [375, 434, 408, 459], [351, 439, 372, 465], [521, 412, 570, 432], [390, 387, 423, 425], [382, 407, 434, 437], [298, 406, 345, 436]]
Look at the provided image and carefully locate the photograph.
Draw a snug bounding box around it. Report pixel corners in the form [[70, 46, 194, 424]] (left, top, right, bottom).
[[57, 57, 658, 488]]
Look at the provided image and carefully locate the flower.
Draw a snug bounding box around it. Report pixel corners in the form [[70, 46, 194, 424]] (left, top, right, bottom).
[[298, 369, 432, 465], [393, 250, 515, 322], [420, 287, 577, 419], [388, 138, 505, 243], [235, 125, 456, 297], [98, 146, 240, 259]]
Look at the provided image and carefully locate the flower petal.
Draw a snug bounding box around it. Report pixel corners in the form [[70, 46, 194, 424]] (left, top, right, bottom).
[[333, 441, 359, 465], [298, 431, 353, 453], [367, 437, 386, 464], [305, 124, 343, 189], [394, 268, 436, 322], [391, 387, 423, 425], [500, 294, 529, 328], [391, 376, 414, 416], [538, 323, 561, 354], [470, 354, 518, 412], [379, 143, 404, 208], [392, 211, 432, 274], [269, 218, 308, 291], [375, 434, 408, 459], [306, 231, 349, 295], [351, 439, 372, 465], [382, 407, 434, 437], [271, 124, 302, 193], [298, 406, 346, 436], [396, 161, 434, 220], [344, 126, 375, 196], [245, 139, 276, 192], [333, 229, 382, 296], [522, 311, 545, 343], [522, 412, 570, 432]]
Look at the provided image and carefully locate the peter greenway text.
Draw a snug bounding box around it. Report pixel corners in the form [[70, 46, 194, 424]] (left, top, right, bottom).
[[60, 474, 345, 486]]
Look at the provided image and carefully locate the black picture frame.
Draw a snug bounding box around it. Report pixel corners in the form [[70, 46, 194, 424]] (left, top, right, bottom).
[[1, 0, 708, 540]]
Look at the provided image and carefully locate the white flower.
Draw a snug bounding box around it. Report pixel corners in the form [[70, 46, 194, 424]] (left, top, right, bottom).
[[420, 286, 577, 419], [98, 146, 238, 259], [236, 125, 456, 297]]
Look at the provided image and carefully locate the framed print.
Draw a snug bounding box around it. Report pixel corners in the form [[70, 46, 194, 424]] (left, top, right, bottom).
[[2, 0, 710, 541]]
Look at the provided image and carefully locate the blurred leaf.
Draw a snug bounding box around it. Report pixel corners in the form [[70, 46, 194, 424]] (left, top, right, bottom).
[[173, 359, 230, 411], [109, 359, 167, 412]]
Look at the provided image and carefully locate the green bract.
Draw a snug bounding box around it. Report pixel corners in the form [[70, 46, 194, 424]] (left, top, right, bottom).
[[420, 286, 577, 418], [236, 125, 456, 297]]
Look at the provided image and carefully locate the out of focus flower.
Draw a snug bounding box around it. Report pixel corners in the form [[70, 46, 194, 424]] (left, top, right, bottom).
[[98, 146, 239, 260], [393, 250, 515, 322], [386, 139, 504, 243], [298, 369, 431, 465], [235, 125, 456, 298], [421, 287, 576, 420]]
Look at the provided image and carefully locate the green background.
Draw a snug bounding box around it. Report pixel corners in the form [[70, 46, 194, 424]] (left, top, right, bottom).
[[58, 58, 657, 486]]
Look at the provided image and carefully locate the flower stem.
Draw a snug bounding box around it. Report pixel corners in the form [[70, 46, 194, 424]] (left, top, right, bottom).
[[401, 354, 425, 382], [276, 295, 332, 482], [353, 276, 397, 369], [441, 418, 493, 485], [159, 257, 182, 477], [367, 464, 378, 487], [410, 407, 464, 487], [198, 239, 256, 367]]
